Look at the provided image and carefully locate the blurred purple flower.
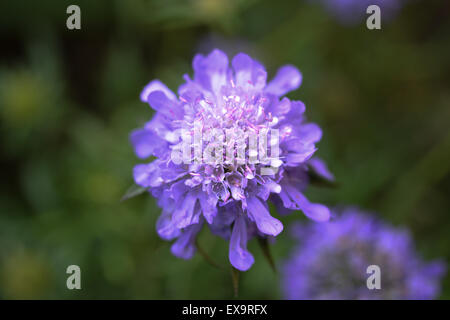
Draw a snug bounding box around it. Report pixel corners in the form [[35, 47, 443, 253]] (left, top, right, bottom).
[[131, 49, 332, 271], [314, 0, 405, 24], [282, 208, 446, 299]]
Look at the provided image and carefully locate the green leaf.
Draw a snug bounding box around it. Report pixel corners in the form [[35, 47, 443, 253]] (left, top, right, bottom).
[[120, 184, 148, 202], [258, 237, 277, 274]]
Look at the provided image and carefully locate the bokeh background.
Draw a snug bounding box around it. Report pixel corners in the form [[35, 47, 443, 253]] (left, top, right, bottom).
[[0, 0, 449, 299]]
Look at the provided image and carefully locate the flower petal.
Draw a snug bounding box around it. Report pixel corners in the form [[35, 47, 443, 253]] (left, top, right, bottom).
[[246, 196, 283, 236], [171, 192, 200, 229], [140, 80, 177, 102], [266, 65, 302, 96], [282, 184, 330, 222], [232, 52, 267, 90], [308, 157, 335, 181], [193, 49, 229, 94], [130, 128, 168, 159], [229, 215, 254, 271], [198, 191, 218, 224], [156, 208, 181, 240], [171, 221, 203, 259], [283, 139, 317, 166], [147, 91, 182, 119], [133, 162, 163, 187], [296, 123, 322, 144]]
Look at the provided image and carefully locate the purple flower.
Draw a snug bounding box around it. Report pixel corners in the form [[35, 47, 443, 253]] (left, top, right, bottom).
[[282, 208, 446, 299], [130, 49, 331, 271], [313, 0, 404, 24]]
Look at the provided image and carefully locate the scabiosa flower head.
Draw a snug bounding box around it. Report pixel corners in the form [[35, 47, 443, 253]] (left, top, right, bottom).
[[131, 49, 332, 271], [313, 0, 404, 24], [282, 208, 446, 299]]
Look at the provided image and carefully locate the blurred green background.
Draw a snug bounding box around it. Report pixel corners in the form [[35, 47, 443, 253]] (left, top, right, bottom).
[[0, 0, 449, 299]]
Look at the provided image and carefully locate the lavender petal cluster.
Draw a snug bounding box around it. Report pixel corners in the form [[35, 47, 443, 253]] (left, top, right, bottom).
[[282, 208, 446, 299], [130, 49, 332, 271]]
